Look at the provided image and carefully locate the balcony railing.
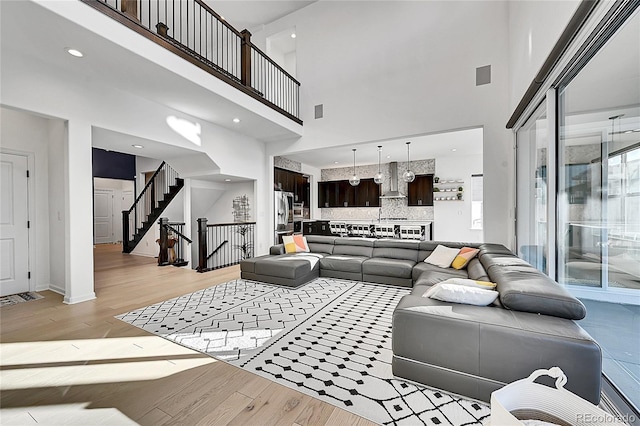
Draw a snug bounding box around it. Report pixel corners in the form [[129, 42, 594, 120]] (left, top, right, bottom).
[[82, 0, 301, 123]]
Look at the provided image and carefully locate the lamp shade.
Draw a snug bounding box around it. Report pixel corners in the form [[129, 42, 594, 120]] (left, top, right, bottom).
[[374, 145, 384, 184], [349, 148, 360, 186], [403, 141, 415, 183]]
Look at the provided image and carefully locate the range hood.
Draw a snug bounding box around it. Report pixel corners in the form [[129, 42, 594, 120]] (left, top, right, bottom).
[[380, 162, 406, 198]]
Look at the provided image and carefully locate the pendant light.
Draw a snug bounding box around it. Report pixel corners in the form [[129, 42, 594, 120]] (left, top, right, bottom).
[[349, 148, 360, 186], [402, 141, 415, 183], [374, 145, 384, 185]]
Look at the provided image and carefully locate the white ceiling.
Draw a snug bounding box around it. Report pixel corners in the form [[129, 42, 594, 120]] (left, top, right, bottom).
[[284, 128, 484, 170], [205, 1, 316, 33]]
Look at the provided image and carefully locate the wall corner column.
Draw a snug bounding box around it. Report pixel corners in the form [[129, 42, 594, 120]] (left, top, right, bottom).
[[64, 119, 96, 304]]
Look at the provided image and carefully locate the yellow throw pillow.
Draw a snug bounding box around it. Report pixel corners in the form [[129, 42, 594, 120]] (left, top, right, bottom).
[[451, 247, 480, 269], [282, 235, 310, 253]]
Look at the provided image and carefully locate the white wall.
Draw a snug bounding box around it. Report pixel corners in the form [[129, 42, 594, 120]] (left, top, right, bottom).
[[254, 1, 514, 247], [48, 119, 66, 293], [204, 181, 255, 224], [433, 155, 484, 243], [507, 1, 580, 110], [0, 107, 55, 292]]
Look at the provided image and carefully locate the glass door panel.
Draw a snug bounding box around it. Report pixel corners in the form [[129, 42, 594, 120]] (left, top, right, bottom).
[[516, 103, 548, 273]]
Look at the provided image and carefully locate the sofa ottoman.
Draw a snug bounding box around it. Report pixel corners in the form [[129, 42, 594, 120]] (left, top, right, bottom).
[[242, 254, 321, 287]]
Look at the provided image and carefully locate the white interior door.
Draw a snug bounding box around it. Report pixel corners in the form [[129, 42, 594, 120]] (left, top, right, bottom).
[[94, 189, 114, 244], [0, 153, 30, 296]]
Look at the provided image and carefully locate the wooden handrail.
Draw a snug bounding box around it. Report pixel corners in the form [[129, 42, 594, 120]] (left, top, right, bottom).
[[207, 221, 257, 227], [127, 161, 166, 214], [81, 0, 302, 123], [193, 0, 242, 38]]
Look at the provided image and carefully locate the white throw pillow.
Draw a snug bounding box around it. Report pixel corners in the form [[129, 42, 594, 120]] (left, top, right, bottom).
[[438, 277, 497, 290], [424, 245, 460, 268], [424, 283, 498, 306]]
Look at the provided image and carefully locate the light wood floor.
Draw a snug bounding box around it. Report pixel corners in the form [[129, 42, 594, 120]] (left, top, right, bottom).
[[0, 244, 376, 425]]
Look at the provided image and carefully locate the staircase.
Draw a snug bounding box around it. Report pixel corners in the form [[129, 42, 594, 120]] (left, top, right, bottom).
[[122, 161, 184, 254]]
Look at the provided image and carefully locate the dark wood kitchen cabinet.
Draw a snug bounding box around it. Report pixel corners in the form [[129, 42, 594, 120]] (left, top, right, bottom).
[[318, 178, 380, 208], [274, 167, 310, 207], [407, 174, 434, 206]]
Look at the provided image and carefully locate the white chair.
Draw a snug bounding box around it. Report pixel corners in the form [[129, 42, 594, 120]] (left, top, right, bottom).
[[374, 224, 396, 238], [329, 221, 348, 237], [400, 225, 423, 240]]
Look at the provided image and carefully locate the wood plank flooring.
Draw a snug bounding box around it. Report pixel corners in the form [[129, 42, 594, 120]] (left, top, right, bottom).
[[0, 244, 377, 426]]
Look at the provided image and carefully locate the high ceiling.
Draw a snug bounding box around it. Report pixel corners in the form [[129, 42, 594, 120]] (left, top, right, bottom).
[[284, 128, 484, 170], [205, 1, 316, 33]]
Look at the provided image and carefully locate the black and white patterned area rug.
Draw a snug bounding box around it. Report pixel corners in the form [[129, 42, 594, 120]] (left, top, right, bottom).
[[116, 278, 490, 425]]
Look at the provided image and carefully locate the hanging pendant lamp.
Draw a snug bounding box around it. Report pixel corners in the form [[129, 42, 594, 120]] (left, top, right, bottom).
[[349, 148, 360, 186], [402, 141, 415, 183], [374, 146, 384, 185]]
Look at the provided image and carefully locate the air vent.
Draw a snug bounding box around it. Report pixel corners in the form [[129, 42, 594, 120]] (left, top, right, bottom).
[[314, 104, 323, 119], [476, 65, 491, 86]]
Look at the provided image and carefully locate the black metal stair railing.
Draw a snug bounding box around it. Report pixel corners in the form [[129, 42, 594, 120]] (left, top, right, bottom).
[[157, 218, 191, 267], [196, 218, 255, 272], [84, 0, 301, 122], [122, 161, 184, 253]]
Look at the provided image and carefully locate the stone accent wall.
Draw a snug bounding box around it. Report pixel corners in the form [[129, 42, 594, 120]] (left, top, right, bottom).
[[274, 156, 302, 172], [320, 160, 435, 221]]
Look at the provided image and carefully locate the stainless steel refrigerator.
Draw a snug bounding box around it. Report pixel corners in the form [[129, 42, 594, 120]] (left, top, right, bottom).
[[275, 191, 294, 244]]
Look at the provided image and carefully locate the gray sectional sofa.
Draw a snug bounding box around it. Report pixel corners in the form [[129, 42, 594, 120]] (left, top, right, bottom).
[[240, 235, 602, 405]]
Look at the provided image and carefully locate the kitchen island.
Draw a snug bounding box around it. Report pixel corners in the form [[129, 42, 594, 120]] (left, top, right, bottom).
[[302, 220, 432, 240]]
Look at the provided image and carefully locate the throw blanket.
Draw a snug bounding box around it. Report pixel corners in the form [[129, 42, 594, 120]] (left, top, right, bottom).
[[277, 252, 323, 269]]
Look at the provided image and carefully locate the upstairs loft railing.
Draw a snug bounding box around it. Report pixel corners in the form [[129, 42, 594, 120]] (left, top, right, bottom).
[[83, 0, 301, 123]]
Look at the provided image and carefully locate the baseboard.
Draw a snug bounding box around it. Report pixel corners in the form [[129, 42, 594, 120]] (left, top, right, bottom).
[[48, 284, 66, 296], [64, 292, 96, 304], [35, 283, 50, 292]]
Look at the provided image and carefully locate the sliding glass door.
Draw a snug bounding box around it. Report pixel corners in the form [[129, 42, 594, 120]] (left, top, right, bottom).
[[557, 11, 640, 294], [516, 103, 548, 273]]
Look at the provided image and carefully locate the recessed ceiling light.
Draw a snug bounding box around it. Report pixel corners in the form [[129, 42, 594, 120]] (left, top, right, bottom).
[[451, 148, 457, 152], [386, 155, 391, 159], [132, 144, 144, 149], [225, 178, 231, 182], [233, 118, 240, 123], [291, 33, 297, 39], [334, 161, 339, 164], [66, 48, 83, 57]]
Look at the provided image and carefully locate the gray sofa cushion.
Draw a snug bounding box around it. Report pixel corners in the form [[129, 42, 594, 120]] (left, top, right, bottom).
[[305, 235, 336, 254], [362, 258, 415, 279], [270, 244, 285, 255], [466, 258, 490, 281], [412, 262, 468, 281], [490, 266, 587, 320], [373, 239, 420, 262], [333, 237, 374, 257], [320, 255, 369, 273]]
